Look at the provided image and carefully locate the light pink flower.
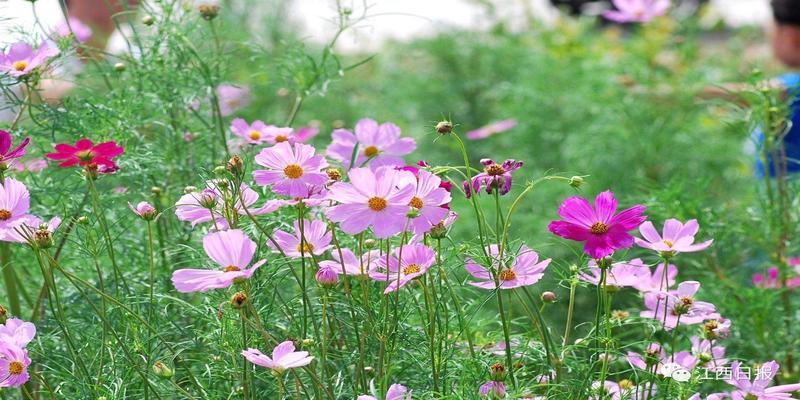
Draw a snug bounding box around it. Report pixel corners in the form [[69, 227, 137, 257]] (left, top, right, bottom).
[[216, 84, 251, 116], [479, 381, 506, 398], [268, 219, 332, 258], [318, 248, 381, 276], [640, 281, 719, 330], [636, 219, 713, 255], [241, 340, 313, 373], [369, 244, 435, 294], [579, 258, 646, 288], [691, 336, 727, 370], [401, 169, 451, 235], [0, 42, 59, 78], [603, 0, 670, 23], [0, 318, 36, 348], [230, 118, 273, 145], [294, 126, 320, 143], [171, 230, 265, 293], [326, 118, 416, 169], [0, 343, 30, 388], [726, 361, 800, 399], [175, 181, 285, 227], [0, 216, 60, 244], [253, 142, 329, 198], [326, 167, 415, 239], [466, 119, 517, 140], [129, 201, 157, 221], [465, 244, 551, 289], [0, 178, 30, 231], [631, 261, 678, 292], [358, 383, 411, 400], [11, 159, 47, 173], [54, 17, 92, 43]]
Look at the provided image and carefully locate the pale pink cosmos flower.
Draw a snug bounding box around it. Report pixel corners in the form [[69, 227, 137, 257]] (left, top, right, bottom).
[[691, 336, 727, 370], [0, 343, 31, 388], [11, 159, 47, 173], [590, 380, 655, 400], [216, 84, 251, 116], [640, 281, 719, 330], [370, 244, 435, 294], [466, 119, 517, 140], [703, 318, 731, 341], [230, 118, 273, 145], [241, 340, 313, 373], [318, 248, 381, 277], [465, 244, 551, 290], [326, 167, 415, 239], [479, 381, 506, 398], [603, 0, 670, 23], [627, 344, 695, 374], [636, 219, 713, 255], [326, 118, 416, 169], [294, 126, 320, 143], [253, 142, 329, 198], [0, 42, 59, 78], [0, 215, 60, 244], [171, 229, 265, 293], [175, 181, 285, 228], [0, 318, 36, 348], [358, 383, 411, 400], [579, 258, 646, 288], [726, 361, 800, 399], [268, 219, 332, 258], [0, 178, 30, 231], [631, 261, 678, 292], [400, 169, 452, 235], [54, 17, 92, 43]]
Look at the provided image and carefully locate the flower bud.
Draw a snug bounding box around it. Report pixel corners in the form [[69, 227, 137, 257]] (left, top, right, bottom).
[[435, 120, 453, 134], [131, 202, 158, 221], [363, 239, 377, 249], [698, 352, 713, 363], [184, 186, 198, 194], [213, 165, 227, 176], [230, 292, 247, 309], [597, 257, 613, 269], [152, 361, 174, 379], [198, 4, 220, 20], [113, 62, 126, 72], [569, 176, 584, 188], [326, 168, 342, 182], [198, 189, 218, 209], [315, 266, 338, 288], [489, 362, 507, 382], [541, 291, 557, 303], [302, 338, 315, 346], [77, 216, 89, 225], [0, 305, 7, 324], [429, 222, 448, 239], [226, 155, 245, 177], [34, 227, 53, 249], [142, 15, 155, 26], [151, 186, 162, 195]]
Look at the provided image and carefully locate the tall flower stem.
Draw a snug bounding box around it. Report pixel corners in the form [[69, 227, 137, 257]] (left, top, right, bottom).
[[420, 280, 440, 394], [144, 220, 156, 400], [0, 242, 20, 317], [87, 177, 128, 294]]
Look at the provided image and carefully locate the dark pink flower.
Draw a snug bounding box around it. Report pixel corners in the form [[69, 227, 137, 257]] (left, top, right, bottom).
[[0, 131, 29, 165], [463, 159, 522, 198], [548, 191, 646, 259], [752, 267, 800, 289], [45, 138, 124, 171]]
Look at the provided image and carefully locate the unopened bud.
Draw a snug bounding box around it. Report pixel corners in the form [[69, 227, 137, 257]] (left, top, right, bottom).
[[151, 186, 162, 195], [152, 361, 174, 378], [226, 155, 245, 177], [213, 165, 227, 176], [597, 257, 613, 269], [198, 190, 218, 209], [435, 120, 453, 134], [315, 266, 338, 288], [489, 363, 507, 382], [142, 15, 155, 26], [0, 305, 7, 324], [34, 228, 53, 248], [302, 338, 315, 346], [541, 291, 557, 303], [113, 62, 126, 72], [230, 292, 247, 309], [429, 222, 448, 239], [198, 4, 220, 20], [363, 239, 377, 249], [568, 176, 584, 188], [77, 216, 89, 225], [184, 186, 198, 194]]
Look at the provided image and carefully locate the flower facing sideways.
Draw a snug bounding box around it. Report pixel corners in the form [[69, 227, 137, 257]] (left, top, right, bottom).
[[579, 258, 647, 289], [129, 201, 157, 221], [318, 248, 381, 277], [326, 118, 416, 169], [640, 281, 719, 330], [0, 318, 35, 348], [463, 159, 523, 198], [171, 229, 265, 293], [635, 219, 713, 256], [603, 0, 670, 23], [241, 340, 313, 374], [268, 219, 332, 258], [0, 131, 30, 167], [369, 244, 435, 294], [465, 244, 551, 290]]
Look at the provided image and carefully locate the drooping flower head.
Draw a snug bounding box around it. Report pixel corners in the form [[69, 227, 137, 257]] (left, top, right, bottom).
[[358, 383, 411, 400], [466, 119, 518, 140], [0, 131, 30, 167], [253, 142, 329, 198], [326, 167, 415, 239], [268, 219, 332, 258], [54, 17, 93, 43], [465, 244, 551, 290], [640, 281, 718, 330], [400, 169, 452, 235], [725, 361, 800, 399], [369, 244, 435, 294], [464, 159, 523, 198], [0, 42, 59, 78], [171, 229, 265, 293], [46, 138, 124, 172], [0, 343, 31, 388], [636, 219, 713, 256], [318, 248, 381, 277], [326, 118, 416, 169], [0, 178, 30, 231], [603, 0, 670, 23], [241, 340, 313, 374], [548, 191, 646, 259]]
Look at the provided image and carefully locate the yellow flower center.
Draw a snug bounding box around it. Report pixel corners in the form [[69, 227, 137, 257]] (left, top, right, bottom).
[[248, 130, 262, 140], [0, 210, 11, 221], [680, 296, 693, 306], [275, 135, 289, 143], [296, 242, 314, 253], [619, 379, 634, 390], [76, 150, 94, 162], [590, 222, 609, 235], [409, 196, 424, 209], [283, 164, 304, 179], [498, 269, 517, 281], [403, 264, 421, 275], [662, 239, 673, 247], [368, 197, 387, 212], [485, 164, 506, 176], [9, 361, 23, 375], [224, 265, 241, 272], [12, 61, 28, 72], [363, 146, 379, 158]]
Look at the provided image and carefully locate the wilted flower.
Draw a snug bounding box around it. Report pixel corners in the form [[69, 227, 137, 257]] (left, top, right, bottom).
[[603, 0, 670, 23], [464, 159, 523, 198], [253, 142, 329, 198], [268, 219, 332, 258], [635, 219, 713, 256], [465, 244, 551, 290], [46, 138, 124, 172], [466, 119, 517, 140], [241, 340, 313, 374], [369, 244, 435, 294], [0, 42, 59, 78], [326, 118, 416, 169]]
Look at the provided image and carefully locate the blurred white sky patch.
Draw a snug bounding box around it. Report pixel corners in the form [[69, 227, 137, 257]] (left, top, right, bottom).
[[707, 0, 771, 28]]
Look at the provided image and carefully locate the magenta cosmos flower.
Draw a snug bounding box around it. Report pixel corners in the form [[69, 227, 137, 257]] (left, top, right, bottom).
[[171, 229, 265, 293], [268, 219, 332, 258], [636, 219, 713, 255], [0, 178, 30, 231], [579, 258, 646, 289], [326, 167, 415, 239], [46, 138, 124, 171], [54, 17, 92, 43], [253, 142, 328, 198], [358, 383, 411, 400], [0, 318, 36, 348], [603, 0, 670, 23], [0, 131, 30, 166], [466, 119, 518, 140], [326, 118, 416, 169], [370, 244, 435, 294], [465, 244, 551, 289], [401, 169, 452, 235], [318, 248, 381, 277], [242, 340, 313, 374], [0, 343, 30, 388], [640, 281, 718, 330], [753, 267, 800, 289], [0, 42, 59, 78], [464, 159, 523, 198], [175, 181, 286, 227], [548, 191, 647, 259], [726, 361, 800, 399]]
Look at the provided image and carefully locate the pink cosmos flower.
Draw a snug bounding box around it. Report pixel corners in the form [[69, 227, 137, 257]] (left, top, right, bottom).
[[752, 267, 800, 289], [691, 336, 727, 370], [726, 361, 800, 399], [326, 118, 416, 169], [579, 258, 646, 288], [216, 84, 251, 116], [294, 126, 320, 143], [0, 216, 60, 244], [46, 138, 124, 171], [640, 281, 719, 330], [230, 118, 273, 145], [241, 340, 313, 373], [590, 380, 655, 400], [0, 178, 30, 231], [0, 42, 59, 78], [315, 265, 338, 287], [703, 318, 731, 340], [326, 167, 415, 239], [0, 343, 30, 388], [0, 318, 36, 348], [401, 169, 452, 235], [479, 381, 506, 398], [253, 142, 329, 198], [129, 201, 157, 220], [318, 248, 381, 276], [466, 119, 518, 140], [12, 159, 47, 173], [358, 384, 411, 400], [631, 261, 678, 292], [54, 17, 93, 43], [370, 244, 435, 294], [627, 344, 695, 374], [268, 219, 332, 258], [465, 244, 551, 289], [636, 219, 713, 255], [171, 229, 265, 293], [548, 191, 647, 259], [0, 131, 30, 166], [603, 0, 670, 23], [175, 181, 285, 227], [464, 159, 523, 198]]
